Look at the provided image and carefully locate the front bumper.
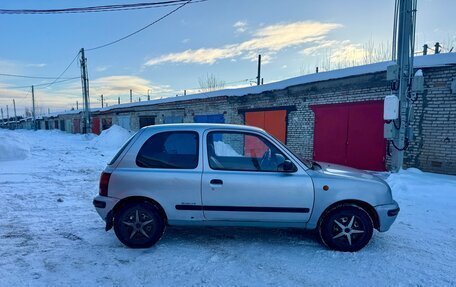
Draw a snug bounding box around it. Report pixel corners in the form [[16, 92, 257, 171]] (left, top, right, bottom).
[[93, 195, 119, 221], [375, 200, 400, 232]]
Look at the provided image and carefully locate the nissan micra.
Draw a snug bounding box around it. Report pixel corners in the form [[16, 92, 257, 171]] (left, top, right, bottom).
[[93, 124, 399, 252]]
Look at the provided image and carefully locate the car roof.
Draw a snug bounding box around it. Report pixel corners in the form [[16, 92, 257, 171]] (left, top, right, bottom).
[[141, 123, 265, 133]]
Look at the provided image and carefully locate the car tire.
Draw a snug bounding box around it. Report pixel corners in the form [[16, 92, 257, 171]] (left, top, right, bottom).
[[318, 204, 373, 252], [114, 202, 165, 248]]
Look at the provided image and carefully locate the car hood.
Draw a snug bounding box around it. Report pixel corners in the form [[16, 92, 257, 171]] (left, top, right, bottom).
[[312, 162, 386, 183]]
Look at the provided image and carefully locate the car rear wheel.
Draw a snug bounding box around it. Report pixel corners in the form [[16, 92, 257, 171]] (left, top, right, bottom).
[[318, 204, 373, 252], [114, 202, 165, 248]]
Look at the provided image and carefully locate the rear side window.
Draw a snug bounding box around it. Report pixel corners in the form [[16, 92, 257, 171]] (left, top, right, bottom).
[[108, 133, 136, 165], [136, 131, 199, 169]]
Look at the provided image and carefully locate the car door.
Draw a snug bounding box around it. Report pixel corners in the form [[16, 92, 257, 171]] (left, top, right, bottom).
[[201, 129, 314, 222], [113, 129, 204, 222]]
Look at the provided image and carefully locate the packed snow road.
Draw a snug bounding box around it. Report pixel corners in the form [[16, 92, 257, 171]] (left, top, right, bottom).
[[0, 128, 455, 286]]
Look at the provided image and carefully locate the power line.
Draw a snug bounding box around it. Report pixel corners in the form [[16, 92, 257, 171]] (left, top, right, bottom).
[[6, 77, 80, 89], [86, 0, 194, 51], [0, 72, 78, 80], [42, 51, 81, 88], [0, 1, 204, 15]]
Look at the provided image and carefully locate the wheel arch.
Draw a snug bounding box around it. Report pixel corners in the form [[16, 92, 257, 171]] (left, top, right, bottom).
[[112, 196, 168, 224], [317, 199, 380, 230]]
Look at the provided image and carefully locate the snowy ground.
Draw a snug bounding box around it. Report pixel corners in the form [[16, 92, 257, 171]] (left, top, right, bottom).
[[0, 128, 455, 287]]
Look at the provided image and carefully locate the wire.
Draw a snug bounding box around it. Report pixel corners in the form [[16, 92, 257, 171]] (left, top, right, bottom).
[[0, 1, 204, 14], [390, 138, 409, 151], [42, 51, 81, 88], [6, 77, 80, 89], [86, 0, 193, 51], [0, 73, 77, 80]]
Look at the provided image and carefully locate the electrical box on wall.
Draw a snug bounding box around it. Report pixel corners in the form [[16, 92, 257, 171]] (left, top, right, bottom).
[[412, 69, 424, 92], [387, 64, 399, 81], [384, 95, 399, 120], [384, 122, 394, 139]]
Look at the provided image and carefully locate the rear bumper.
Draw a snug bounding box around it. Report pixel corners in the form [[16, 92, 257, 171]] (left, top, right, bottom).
[[93, 195, 119, 221], [375, 200, 400, 232]]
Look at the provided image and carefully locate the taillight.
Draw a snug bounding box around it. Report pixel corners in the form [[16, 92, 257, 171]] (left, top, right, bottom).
[[99, 172, 111, 196]]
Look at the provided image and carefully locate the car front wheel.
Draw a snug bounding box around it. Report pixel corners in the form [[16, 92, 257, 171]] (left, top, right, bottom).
[[114, 202, 165, 248], [318, 204, 373, 252]]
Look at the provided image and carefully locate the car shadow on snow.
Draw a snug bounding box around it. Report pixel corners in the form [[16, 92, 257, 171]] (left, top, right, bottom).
[[157, 226, 321, 249]]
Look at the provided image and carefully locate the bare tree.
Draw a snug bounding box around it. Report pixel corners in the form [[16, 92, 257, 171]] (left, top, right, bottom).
[[300, 39, 392, 75], [24, 107, 32, 118], [442, 34, 455, 53], [198, 73, 225, 92], [362, 39, 391, 64]]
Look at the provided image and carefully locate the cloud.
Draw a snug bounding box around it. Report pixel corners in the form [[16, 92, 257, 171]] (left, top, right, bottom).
[[95, 66, 110, 72], [90, 76, 173, 98], [300, 40, 345, 55], [144, 21, 342, 66], [0, 59, 21, 74], [26, 63, 47, 68], [0, 75, 175, 115], [300, 39, 386, 70], [330, 43, 365, 65], [233, 21, 247, 33]]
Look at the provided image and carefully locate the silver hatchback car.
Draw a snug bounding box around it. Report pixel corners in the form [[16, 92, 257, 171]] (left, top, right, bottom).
[[93, 124, 399, 252]]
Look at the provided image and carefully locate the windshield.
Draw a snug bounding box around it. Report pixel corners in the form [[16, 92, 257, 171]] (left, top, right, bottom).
[[268, 135, 313, 169]]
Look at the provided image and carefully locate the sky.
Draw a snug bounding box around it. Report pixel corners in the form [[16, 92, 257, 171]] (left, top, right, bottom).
[[0, 0, 455, 116]]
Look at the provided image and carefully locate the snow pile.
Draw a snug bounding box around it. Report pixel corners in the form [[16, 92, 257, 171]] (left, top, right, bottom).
[[387, 167, 456, 193], [214, 141, 241, 156], [89, 125, 132, 151], [0, 130, 31, 161]]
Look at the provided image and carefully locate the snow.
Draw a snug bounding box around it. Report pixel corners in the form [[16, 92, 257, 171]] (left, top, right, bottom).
[[0, 129, 30, 161], [214, 141, 241, 156], [1, 129, 456, 286], [89, 125, 133, 151]]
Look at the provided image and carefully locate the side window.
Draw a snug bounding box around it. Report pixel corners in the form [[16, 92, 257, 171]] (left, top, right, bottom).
[[207, 131, 290, 172], [136, 131, 199, 169]]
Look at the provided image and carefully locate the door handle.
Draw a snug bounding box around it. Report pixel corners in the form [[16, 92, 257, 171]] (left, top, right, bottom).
[[210, 179, 223, 185]]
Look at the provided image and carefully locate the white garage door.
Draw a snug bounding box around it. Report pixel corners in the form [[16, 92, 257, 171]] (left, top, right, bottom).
[[117, 115, 131, 131]]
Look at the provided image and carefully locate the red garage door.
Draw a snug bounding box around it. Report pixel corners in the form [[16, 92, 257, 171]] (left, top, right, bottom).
[[92, 117, 101, 135], [312, 101, 386, 171], [73, 119, 81, 134]]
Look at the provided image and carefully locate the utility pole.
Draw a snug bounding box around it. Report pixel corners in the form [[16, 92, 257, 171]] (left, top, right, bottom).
[[76, 101, 79, 110], [6, 105, 9, 126], [130, 89, 133, 103], [13, 99, 17, 119], [118, 97, 120, 105], [147, 90, 151, 101], [101, 94, 104, 108], [434, 42, 440, 54], [13, 99, 17, 128], [256, 54, 261, 86], [32, 85, 36, 130], [80, 48, 91, 134], [388, 0, 418, 172], [423, 44, 428, 55]]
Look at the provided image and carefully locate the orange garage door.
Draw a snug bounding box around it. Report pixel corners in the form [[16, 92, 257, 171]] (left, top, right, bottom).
[[245, 110, 287, 143]]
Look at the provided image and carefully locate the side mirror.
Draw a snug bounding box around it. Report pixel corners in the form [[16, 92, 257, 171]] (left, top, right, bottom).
[[282, 160, 295, 172]]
